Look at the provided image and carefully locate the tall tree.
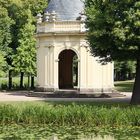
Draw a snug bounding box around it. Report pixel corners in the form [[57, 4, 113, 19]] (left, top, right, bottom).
[[1, 0, 47, 89], [0, 6, 13, 50], [12, 0, 47, 89], [0, 52, 7, 77], [0, 5, 13, 86], [85, 0, 140, 104], [114, 61, 136, 81], [0, 0, 23, 89], [12, 9, 36, 89]]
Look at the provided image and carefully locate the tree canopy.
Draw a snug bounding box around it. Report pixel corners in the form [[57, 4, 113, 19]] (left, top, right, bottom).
[[0, 0, 47, 88], [0, 5, 13, 77], [12, 9, 36, 76], [85, 0, 140, 104]]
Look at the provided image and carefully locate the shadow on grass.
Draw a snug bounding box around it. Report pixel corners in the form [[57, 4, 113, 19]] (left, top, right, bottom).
[[0, 99, 133, 109], [41, 100, 133, 109]]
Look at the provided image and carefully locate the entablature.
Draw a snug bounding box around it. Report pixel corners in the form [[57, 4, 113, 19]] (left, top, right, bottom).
[[36, 21, 86, 33]]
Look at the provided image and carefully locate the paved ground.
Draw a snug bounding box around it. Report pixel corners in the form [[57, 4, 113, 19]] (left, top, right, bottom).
[[0, 91, 132, 103]]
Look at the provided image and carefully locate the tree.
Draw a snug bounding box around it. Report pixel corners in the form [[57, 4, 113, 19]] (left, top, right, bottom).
[[22, 0, 48, 16], [11, 0, 47, 89], [85, 0, 140, 104], [0, 0, 47, 89], [0, 5, 13, 87], [0, 6, 13, 50], [0, 52, 7, 77], [114, 61, 136, 81], [0, 0, 23, 89], [12, 9, 36, 89]]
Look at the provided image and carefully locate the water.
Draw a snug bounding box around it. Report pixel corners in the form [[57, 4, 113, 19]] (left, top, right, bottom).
[[0, 125, 139, 140], [49, 135, 116, 140]]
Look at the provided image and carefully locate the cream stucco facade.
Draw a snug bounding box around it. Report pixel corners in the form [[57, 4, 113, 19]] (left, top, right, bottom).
[[36, 17, 114, 93]]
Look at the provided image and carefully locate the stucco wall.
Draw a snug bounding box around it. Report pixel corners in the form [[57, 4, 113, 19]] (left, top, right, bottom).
[[36, 32, 114, 92]]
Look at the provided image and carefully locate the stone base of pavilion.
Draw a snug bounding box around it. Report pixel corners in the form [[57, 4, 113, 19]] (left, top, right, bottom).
[[35, 86, 114, 93], [28, 88, 124, 98]]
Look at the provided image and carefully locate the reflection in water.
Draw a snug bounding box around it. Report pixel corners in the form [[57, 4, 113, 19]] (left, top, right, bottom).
[[49, 135, 58, 140], [79, 135, 116, 140], [49, 134, 116, 140]]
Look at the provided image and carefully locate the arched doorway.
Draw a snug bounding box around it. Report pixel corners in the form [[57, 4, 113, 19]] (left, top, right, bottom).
[[59, 50, 78, 89]]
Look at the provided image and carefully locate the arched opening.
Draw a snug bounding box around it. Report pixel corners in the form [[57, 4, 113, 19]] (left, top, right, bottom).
[[59, 50, 78, 89]]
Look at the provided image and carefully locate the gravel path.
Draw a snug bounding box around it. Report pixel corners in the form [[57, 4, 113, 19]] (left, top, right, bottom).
[[0, 91, 43, 102], [0, 91, 132, 103]]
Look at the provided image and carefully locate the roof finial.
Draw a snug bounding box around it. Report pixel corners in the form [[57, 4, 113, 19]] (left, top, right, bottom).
[[36, 13, 42, 24]]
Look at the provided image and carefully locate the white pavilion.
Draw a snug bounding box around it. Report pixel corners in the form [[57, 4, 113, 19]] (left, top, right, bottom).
[[36, 0, 114, 93]]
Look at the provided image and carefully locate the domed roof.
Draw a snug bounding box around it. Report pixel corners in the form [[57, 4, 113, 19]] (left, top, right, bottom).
[[45, 0, 84, 21]]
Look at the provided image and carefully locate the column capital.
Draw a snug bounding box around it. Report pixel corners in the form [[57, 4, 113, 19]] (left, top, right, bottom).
[[44, 44, 55, 48]]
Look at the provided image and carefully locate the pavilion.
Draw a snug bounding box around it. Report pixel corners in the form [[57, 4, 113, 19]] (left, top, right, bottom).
[[36, 0, 114, 93]]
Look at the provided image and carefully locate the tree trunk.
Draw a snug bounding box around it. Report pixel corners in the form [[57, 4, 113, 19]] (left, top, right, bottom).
[[8, 70, 12, 89], [31, 76, 34, 89], [27, 75, 30, 89], [20, 72, 24, 89], [131, 59, 140, 104]]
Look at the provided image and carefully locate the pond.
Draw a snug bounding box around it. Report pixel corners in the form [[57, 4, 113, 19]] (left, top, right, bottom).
[[0, 125, 140, 140]]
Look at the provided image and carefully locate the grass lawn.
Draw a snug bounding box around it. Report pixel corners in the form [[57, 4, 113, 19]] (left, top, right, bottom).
[[0, 77, 37, 90], [114, 80, 134, 92]]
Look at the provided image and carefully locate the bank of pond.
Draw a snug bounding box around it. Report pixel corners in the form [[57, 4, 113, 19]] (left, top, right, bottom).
[[0, 102, 139, 139]]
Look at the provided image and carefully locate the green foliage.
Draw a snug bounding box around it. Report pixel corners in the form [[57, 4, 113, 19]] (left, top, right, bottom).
[[22, 0, 48, 16], [0, 0, 48, 88], [0, 0, 47, 49], [85, 0, 140, 104], [0, 5, 13, 50], [114, 61, 136, 81], [12, 9, 36, 76], [0, 52, 7, 77], [0, 102, 140, 127], [0, 0, 24, 63], [0, 6, 12, 77], [85, 0, 140, 62], [0, 102, 140, 139]]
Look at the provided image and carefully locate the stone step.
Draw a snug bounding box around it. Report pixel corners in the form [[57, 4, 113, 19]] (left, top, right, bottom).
[[27, 90, 125, 98]]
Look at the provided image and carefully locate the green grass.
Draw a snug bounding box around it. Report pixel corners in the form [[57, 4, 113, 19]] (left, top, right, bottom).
[[0, 77, 36, 90], [114, 80, 134, 92], [0, 102, 139, 127]]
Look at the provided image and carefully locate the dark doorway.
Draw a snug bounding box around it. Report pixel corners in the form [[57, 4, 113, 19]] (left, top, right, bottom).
[[59, 50, 78, 89]]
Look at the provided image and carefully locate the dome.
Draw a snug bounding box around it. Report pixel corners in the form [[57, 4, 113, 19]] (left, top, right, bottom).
[[45, 0, 84, 21]]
